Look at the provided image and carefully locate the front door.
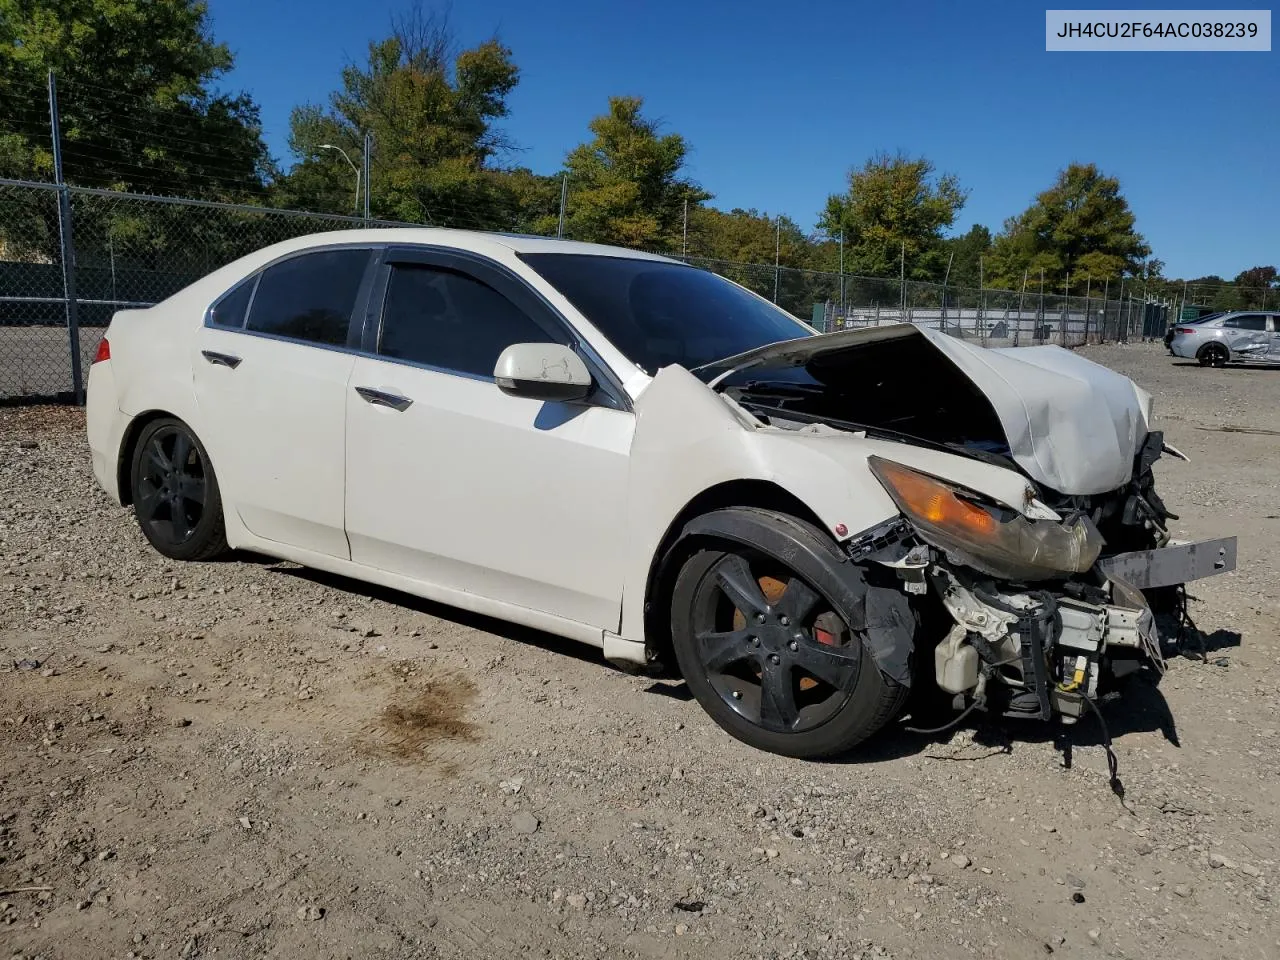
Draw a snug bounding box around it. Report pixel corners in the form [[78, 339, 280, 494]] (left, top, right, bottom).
[[192, 246, 376, 558], [343, 249, 633, 630]]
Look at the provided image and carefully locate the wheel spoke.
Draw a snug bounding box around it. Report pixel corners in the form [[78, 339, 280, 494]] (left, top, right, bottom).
[[790, 640, 860, 691], [715, 555, 769, 619], [168, 501, 191, 543], [145, 439, 171, 476], [136, 486, 164, 522], [170, 432, 192, 471], [777, 577, 822, 624], [758, 665, 800, 731], [178, 475, 206, 506], [696, 629, 753, 673]]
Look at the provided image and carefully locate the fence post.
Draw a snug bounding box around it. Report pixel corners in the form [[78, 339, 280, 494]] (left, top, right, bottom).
[[362, 132, 372, 221], [772, 222, 780, 304], [1083, 277, 1091, 344], [48, 71, 84, 405], [1060, 272, 1069, 346]]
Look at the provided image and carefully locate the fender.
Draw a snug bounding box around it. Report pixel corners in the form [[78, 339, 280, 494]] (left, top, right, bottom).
[[672, 506, 916, 686]]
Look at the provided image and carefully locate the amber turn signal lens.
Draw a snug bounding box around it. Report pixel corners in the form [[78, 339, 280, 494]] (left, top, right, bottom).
[[871, 457, 996, 539]]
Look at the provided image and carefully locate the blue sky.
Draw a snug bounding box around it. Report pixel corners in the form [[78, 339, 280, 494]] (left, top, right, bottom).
[[209, 0, 1277, 278]]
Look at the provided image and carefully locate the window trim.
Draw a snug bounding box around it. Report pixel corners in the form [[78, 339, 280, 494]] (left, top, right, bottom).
[[365, 245, 632, 411], [202, 244, 380, 353]]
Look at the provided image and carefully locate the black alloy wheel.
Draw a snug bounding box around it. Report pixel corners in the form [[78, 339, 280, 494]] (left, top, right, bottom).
[[670, 515, 908, 759], [130, 418, 227, 561], [1198, 342, 1229, 367]]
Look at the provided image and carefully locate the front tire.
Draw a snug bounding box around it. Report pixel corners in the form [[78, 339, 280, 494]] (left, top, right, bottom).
[[129, 417, 228, 561], [669, 524, 907, 759]]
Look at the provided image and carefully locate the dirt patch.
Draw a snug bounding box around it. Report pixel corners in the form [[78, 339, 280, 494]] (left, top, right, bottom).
[[368, 671, 478, 763]]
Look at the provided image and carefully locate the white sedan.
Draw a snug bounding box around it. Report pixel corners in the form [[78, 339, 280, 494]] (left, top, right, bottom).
[[86, 230, 1234, 758]]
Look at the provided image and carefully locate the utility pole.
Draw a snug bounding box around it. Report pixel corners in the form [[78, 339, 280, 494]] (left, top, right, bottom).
[[362, 132, 372, 221], [557, 176, 568, 238]]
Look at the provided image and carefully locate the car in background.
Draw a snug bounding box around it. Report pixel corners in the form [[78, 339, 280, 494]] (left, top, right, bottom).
[[1168, 311, 1280, 366], [1163, 312, 1221, 353]]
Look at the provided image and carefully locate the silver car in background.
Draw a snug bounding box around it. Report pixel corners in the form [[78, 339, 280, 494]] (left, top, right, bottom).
[[1169, 311, 1280, 366]]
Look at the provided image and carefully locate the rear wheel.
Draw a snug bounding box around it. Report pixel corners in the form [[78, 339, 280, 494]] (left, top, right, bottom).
[[1197, 342, 1228, 367], [129, 417, 228, 561], [670, 531, 907, 759]]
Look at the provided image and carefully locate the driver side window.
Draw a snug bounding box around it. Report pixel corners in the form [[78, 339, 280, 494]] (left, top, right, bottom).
[[377, 264, 567, 378]]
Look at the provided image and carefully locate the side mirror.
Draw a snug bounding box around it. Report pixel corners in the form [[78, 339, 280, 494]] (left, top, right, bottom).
[[493, 342, 593, 402]]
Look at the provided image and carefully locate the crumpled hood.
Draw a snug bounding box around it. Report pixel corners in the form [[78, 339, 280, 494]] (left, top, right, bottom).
[[693, 323, 1152, 496]]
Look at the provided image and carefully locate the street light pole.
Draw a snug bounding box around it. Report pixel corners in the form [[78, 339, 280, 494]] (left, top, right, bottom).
[[319, 143, 360, 216]]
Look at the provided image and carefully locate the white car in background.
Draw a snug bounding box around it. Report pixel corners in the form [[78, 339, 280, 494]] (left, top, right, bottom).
[[85, 230, 1235, 759]]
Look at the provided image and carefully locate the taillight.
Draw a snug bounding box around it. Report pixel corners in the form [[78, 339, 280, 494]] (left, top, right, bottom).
[[1174, 328, 1194, 335], [93, 337, 110, 364]]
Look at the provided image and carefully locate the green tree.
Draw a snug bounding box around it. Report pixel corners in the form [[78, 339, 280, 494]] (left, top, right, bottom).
[[1233, 265, 1278, 309], [942, 224, 993, 289], [557, 96, 710, 249], [0, 0, 270, 196], [686, 207, 815, 312], [277, 5, 523, 227], [818, 152, 967, 280], [986, 163, 1150, 289]]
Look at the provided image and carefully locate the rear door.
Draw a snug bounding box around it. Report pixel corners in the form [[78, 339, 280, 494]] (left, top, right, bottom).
[[192, 246, 377, 557], [343, 247, 634, 630], [1269, 315, 1280, 358]]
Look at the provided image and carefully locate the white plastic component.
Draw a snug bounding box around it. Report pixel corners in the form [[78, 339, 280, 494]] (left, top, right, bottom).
[[934, 624, 980, 694]]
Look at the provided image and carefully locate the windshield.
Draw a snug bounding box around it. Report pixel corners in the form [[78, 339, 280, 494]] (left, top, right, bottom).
[[519, 253, 813, 375]]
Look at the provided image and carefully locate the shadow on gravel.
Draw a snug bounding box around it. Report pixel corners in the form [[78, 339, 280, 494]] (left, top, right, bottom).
[[1166, 627, 1242, 661], [267, 564, 607, 667], [1171, 360, 1280, 371]]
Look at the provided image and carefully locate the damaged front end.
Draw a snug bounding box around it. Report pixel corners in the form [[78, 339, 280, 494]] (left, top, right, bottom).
[[850, 445, 1235, 726], [698, 320, 1237, 728]]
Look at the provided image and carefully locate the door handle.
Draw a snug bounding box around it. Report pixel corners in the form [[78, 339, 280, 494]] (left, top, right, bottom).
[[201, 350, 242, 369], [355, 386, 413, 411]]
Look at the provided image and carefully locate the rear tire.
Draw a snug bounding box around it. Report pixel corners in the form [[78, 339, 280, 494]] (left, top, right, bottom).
[[129, 417, 228, 562], [1197, 343, 1228, 367], [669, 517, 908, 759]]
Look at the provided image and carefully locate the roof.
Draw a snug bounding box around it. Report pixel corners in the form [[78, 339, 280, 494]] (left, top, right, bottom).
[[244, 226, 681, 263]]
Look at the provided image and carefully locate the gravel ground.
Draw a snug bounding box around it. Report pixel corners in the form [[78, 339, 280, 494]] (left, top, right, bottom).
[[2, 342, 1277, 960]]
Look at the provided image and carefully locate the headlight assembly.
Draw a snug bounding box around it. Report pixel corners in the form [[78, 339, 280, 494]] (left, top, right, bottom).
[[868, 456, 1103, 581]]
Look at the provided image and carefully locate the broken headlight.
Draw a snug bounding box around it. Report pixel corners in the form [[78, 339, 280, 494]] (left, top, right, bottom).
[[868, 456, 1103, 581]]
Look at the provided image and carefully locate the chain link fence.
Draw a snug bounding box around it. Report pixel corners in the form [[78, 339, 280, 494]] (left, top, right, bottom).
[[2, 177, 1170, 403], [0, 179, 416, 401], [673, 252, 1166, 348]]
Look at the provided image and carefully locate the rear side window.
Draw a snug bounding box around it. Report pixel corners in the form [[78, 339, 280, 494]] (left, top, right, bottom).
[[1222, 314, 1266, 331], [209, 277, 254, 328], [246, 248, 371, 346], [378, 263, 566, 377]]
